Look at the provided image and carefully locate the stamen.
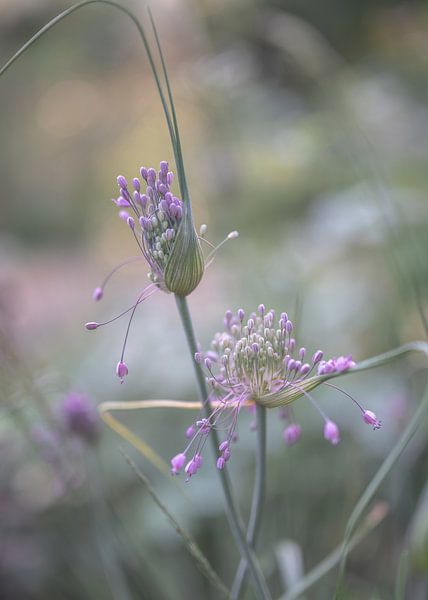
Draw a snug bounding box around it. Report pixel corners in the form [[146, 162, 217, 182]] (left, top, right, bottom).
[[204, 231, 239, 265], [92, 256, 142, 301], [324, 380, 361, 404], [85, 284, 157, 330], [118, 287, 158, 376]]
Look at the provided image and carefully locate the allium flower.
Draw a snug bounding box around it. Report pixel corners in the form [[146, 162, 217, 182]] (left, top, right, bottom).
[[171, 305, 381, 478], [86, 161, 238, 381]]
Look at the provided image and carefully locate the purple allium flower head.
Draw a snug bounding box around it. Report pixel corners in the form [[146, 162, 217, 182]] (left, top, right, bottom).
[[60, 392, 99, 443], [283, 423, 302, 446], [170, 305, 381, 479], [112, 162, 190, 291], [87, 160, 240, 380], [324, 420, 340, 445]]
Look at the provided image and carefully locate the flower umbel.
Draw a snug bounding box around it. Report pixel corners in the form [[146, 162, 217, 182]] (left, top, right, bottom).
[[85, 161, 238, 381], [171, 305, 381, 478]]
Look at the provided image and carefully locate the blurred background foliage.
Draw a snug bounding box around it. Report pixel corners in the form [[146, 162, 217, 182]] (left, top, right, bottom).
[[1, 0, 428, 598]]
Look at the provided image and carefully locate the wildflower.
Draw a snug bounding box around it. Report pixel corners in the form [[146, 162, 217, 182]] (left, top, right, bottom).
[[85, 161, 238, 381], [172, 306, 381, 477]]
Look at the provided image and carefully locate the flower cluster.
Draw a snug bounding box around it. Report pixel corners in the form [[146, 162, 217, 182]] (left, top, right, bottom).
[[86, 161, 238, 382], [171, 305, 381, 479]]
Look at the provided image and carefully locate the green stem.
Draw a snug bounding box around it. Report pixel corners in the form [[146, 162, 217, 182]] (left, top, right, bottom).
[[174, 295, 272, 600], [231, 405, 267, 600]]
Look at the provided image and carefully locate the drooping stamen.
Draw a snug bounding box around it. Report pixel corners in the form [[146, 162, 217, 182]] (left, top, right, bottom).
[[85, 284, 157, 330], [118, 286, 158, 374], [323, 382, 381, 429], [92, 256, 143, 302], [287, 381, 340, 444], [204, 231, 239, 266]]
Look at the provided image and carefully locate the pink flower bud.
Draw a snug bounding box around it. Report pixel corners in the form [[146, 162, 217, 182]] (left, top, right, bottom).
[[171, 452, 186, 474], [92, 287, 103, 302], [324, 420, 340, 445], [116, 361, 128, 381], [283, 424, 302, 446], [363, 410, 382, 430]]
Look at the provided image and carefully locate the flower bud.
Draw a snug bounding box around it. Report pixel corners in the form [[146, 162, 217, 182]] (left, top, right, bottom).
[[92, 287, 103, 301], [283, 424, 302, 446], [324, 420, 340, 445], [163, 203, 204, 296]]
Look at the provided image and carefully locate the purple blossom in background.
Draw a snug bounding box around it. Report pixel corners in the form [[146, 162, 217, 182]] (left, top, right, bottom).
[[170, 306, 381, 478], [60, 392, 99, 443]]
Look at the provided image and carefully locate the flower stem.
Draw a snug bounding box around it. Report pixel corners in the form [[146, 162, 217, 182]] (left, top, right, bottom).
[[174, 295, 272, 600], [231, 404, 267, 599]]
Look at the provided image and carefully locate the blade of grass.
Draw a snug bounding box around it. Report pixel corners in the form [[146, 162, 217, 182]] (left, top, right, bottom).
[[277, 502, 389, 600], [147, 7, 188, 202], [334, 382, 428, 598], [119, 448, 232, 600], [394, 550, 409, 600]]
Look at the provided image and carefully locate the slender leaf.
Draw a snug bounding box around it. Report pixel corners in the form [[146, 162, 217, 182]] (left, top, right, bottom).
[[119, 448, 232, 600]]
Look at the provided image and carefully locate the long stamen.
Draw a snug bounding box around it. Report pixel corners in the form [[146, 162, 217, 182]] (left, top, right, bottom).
[[119, 287, 157, 363], [204, 231, 239, 265], [324, 382, 381, 429], [93, 256, 143, 301], [86, 284, 157, 330], [323, 382, 365, 411], [287, 381, 329, 422]]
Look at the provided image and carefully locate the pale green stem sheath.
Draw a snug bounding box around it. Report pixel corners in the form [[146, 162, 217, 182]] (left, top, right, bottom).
[[231, 405, 267, 600], [174, 295, 272, 600]]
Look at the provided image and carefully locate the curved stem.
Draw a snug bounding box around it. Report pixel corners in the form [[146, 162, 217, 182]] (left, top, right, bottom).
[[231, 405, 267, 600], [174, 295, 272, 600], [0, 0, 181, 184]]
